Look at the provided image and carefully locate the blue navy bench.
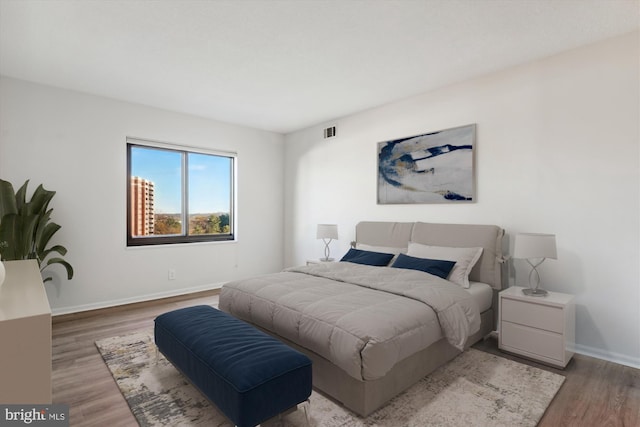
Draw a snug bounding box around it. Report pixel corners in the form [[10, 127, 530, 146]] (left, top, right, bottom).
[[154, 305, 312, 427]]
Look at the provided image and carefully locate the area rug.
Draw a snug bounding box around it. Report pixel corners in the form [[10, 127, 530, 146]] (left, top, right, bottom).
[[96, 331, 565, 427]]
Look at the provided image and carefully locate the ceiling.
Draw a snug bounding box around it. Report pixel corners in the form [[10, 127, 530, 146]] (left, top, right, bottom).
[[1, 1, 638, 134]]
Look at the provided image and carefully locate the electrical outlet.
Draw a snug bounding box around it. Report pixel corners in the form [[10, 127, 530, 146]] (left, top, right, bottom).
[[168, 269, 176, 280]]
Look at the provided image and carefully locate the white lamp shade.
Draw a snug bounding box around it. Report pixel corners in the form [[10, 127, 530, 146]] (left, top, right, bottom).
[[513, 233, 557, 260], [317, 224, 338, 240]]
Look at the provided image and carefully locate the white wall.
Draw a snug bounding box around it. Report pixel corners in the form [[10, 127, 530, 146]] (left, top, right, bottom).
[[284, 32, 640, 368], [0, 77, 285, 314]]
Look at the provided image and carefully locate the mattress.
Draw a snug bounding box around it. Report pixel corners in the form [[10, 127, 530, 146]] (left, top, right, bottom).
[[220, 262, 481, 381], [221, 221, 504, 417], [467, 281, 493, 312]]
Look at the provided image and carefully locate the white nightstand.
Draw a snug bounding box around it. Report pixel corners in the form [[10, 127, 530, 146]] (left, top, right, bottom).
[[306, 259, 336, 266], [499, 286, 575, 368]]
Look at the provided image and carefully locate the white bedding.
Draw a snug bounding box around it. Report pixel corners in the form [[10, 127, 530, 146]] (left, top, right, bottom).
[[467, 281, 493, 312], [220, 262, 481, 381]]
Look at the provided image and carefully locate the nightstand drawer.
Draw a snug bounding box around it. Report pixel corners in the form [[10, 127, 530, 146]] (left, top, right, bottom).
[[501, 321, 564, 361], [502, 298, 564, 333]]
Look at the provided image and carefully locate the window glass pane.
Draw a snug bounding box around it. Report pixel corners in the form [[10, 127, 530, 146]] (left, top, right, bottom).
[[127, 140, 235, 246], [130, 146, 183, 237], [187, 152, 232, 236]]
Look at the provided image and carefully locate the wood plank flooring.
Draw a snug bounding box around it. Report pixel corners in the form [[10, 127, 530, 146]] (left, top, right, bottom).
[[52, 290, 221, 426], [473, 339, 640, 427], [52, 291, 639, 427]]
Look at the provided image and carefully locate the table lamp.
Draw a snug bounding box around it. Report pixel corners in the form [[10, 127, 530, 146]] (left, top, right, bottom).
[[513, 233, 557, 296], [317, 224, 338, 262]]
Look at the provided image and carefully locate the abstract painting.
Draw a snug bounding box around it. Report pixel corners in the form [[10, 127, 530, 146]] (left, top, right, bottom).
[[378, 124, 476, 204]]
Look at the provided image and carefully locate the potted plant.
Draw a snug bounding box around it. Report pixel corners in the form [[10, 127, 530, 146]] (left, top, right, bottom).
[[0, 241, 6, 287], [0, 179, 73, 282]]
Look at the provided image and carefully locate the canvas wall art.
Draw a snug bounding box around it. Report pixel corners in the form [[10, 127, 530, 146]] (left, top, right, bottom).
[[377, 124, 476, 204]]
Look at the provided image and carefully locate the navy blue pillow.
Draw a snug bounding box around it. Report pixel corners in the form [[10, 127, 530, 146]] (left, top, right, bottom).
[[340, 248, 395, 266], [391, 253, 456, 279]]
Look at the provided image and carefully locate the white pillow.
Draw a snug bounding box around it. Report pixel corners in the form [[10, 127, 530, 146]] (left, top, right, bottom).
[[355, 243, 406, 255], [355, 243, 406, 264], [407, 242, 483, 288]]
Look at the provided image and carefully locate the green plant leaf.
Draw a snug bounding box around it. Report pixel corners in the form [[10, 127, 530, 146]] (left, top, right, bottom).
[[28, 184, 55, 216], [0, 214, 17, 259], [39, 245, 68, 261], [37, 222, 61, 257], [15, 180, 29, 215], [41, 257, 74, 280], [0, 179, 18, 218], [34, 209, 53, 254], [0, 213, 38, 260]]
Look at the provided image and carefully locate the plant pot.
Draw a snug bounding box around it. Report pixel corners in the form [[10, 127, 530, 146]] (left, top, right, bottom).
[[0, 261, 5, 288]]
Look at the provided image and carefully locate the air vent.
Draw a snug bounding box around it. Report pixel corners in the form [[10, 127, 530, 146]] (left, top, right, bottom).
[[324, 126, 336, 139]]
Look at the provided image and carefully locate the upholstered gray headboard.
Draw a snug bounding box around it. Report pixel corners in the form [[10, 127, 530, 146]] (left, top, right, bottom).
[[355, 221, 505, 290]]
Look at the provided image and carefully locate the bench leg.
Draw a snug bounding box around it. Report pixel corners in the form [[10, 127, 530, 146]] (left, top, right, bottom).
[[270, 399, 310, 427], [301, 399, 311, 426]]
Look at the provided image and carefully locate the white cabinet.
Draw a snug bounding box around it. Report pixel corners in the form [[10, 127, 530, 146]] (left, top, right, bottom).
[[0, 260, 52, 403], [306, 259, 336, 266], [499, 286, 575, 368]]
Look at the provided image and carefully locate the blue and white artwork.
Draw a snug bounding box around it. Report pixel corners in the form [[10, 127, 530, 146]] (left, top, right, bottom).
[[378, 124, 475, 204]]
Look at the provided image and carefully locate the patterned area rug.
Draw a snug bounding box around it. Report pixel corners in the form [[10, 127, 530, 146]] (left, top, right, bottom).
[[96, 331, 565, 427]]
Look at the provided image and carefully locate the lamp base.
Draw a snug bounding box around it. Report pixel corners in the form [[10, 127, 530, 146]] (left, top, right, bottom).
[[319, 257, 335, 262], [522, 288, 548, 297]]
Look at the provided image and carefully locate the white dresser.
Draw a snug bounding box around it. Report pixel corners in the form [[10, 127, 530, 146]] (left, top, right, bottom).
[[499, 286, 575, 368], [306, 259, 336, 265], [0, 260, 52, 403]]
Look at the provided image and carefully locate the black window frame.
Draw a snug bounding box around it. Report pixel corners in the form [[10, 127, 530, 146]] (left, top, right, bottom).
[[126, 139, 236, 247]]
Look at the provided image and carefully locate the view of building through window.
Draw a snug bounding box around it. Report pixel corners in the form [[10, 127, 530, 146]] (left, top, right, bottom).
[[127, 142, 234, 245], [130, 176, 156, 236]]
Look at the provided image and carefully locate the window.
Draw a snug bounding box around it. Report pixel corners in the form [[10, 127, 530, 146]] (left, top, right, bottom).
[[127, 138, 235, 246]]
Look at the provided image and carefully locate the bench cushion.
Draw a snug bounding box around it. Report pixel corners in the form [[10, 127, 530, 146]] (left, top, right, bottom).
[[154, 305, 312, 427]]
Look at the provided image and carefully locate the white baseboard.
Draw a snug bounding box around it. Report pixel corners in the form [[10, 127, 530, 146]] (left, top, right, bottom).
[[492, 328, 639, 370], [51, 282, 224, 317], [572, 343, 640, 370]]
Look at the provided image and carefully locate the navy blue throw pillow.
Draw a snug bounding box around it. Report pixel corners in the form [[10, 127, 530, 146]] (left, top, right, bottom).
[[391, 253, 456, 279], [340, 248, 395, 266]]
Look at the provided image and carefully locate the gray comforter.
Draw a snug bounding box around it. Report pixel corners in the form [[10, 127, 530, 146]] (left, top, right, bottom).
[[219, 262, 481, 381]]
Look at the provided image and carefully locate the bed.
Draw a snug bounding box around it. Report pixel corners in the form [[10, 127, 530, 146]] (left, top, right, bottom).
[[219, 221, 504, 416]]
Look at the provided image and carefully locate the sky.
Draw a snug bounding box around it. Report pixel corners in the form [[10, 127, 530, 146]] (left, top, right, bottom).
[[130, 146, 232, 214]]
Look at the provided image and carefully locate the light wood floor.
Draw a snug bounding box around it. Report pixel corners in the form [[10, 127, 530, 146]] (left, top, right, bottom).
[[52, 290, 639, 427]]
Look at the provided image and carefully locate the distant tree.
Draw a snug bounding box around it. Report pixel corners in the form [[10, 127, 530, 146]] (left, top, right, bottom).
[[219, 213, 229, 230], [189, 215, 206, 235], [206, 214, 221, 234], [155, 215, 181, 235], [157, 213, 230, 236]]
